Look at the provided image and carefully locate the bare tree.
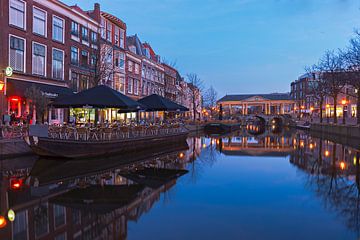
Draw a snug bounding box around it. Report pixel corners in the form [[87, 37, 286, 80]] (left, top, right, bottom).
[[186, 73, 204, 121], [162, 58, 177, 68], [25, 85, 49, 123], [315, 50, 346, 124], [90, 44, 116, 87], [342, 30, 360, 125], [304, 66, 327, 123], [203, 86, 218, 117]]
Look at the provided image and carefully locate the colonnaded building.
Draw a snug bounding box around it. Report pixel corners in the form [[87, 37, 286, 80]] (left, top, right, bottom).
[[217, 93, 294, 116]]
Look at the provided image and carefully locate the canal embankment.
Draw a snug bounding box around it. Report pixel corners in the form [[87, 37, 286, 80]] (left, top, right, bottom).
[[0, 138, 33, 158], [294, 123, 360, 149]]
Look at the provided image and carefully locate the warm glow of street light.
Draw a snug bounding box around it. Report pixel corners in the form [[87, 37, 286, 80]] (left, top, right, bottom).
[[309, 143, 314, 150], [310, 107, 314, 111], [340, 161, 346, 170], [0, 216, 6, 228], [325, 150, 330, 157], [341, 99, 347, 105], [326, 104, 330, 108]]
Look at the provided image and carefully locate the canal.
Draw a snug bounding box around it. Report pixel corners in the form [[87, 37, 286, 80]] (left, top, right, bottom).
[[0, 128, 359, 240]]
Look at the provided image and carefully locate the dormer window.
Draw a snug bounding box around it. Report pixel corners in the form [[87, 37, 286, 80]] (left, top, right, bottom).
[[129, 45, 136, 54]]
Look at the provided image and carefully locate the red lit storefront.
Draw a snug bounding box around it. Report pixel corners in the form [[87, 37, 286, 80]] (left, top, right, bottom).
[[5, 79, 73, 124]]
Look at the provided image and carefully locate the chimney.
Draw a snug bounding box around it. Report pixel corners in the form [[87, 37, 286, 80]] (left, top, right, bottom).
[[93, 3, 101, 22]]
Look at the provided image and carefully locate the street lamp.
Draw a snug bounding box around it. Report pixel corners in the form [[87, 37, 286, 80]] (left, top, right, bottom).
[[341, 99, 347, 125], [310, 107, 314, 122]]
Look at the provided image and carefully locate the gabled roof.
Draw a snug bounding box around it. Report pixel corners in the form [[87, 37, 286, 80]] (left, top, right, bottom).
[[218, 93, 292, 102]]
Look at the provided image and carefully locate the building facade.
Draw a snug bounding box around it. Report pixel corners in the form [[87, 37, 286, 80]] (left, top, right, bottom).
[[217, 93, 294, 116], [0, 1, 200, 124], [291, 73, 358, 118]]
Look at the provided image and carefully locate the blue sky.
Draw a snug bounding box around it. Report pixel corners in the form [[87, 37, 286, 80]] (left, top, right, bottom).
[[63, 0, 360, 97]]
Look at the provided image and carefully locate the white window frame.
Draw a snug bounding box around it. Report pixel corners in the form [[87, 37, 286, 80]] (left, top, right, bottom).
[[8, 34, 26, 73], [52, 47, 65, 80], [53, 204, 67, 230], [128, 78, 133, 94], [32, 6, 47, 37], [9, 0, 26, 30], [70, 46, 79, 65], [52, 15, 65, 43], [32, 41, 47, 76]]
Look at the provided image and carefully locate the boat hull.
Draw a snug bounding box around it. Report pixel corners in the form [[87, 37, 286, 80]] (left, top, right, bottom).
[[25, 132, 188, 159]]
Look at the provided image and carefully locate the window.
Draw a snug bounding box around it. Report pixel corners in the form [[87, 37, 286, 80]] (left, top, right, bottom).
[[33, 7, 46, 36], [91, 31, 97, 43], [34, 204, 49, 238], [114, 74, 125, 93], [127, 78, 133, 94], [9, 0, 25, 29], [71, 47, 78, 65], [120, 29, 125, 48], [32, 42, 46, 76], [52, 49, 64, 80], [114, 26, 119, 45], [52, 16, 64, 43], [134, 79, 139, 95], [71, 21, 79, 36], [70, 71, 78, 92], [79, 75, 89, 91], [106, 21, 112, 42], [142, 66, 145, 77], [72, 210, 81, 225], [129, 45, 136, 54], [135, 64, 139, 74], [82, 27, 88, 42], [100, 17, 106, 39], [90, 54, 96, 67], [54, 204, 66, 228], [13, 210, 27, 240], [119, 53, 125, 69], [128, 61, 133, 72], [81, 50, 88, 67], [9, 36, 25, 72]]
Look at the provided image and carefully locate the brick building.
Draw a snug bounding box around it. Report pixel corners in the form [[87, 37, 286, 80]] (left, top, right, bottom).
[[0, 0, 103, 124], [162, 63, 177, 102], [0, 1, 200, 124]]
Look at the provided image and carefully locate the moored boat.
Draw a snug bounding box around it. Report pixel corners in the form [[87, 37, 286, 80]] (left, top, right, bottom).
[[24, 125, 189, 159]]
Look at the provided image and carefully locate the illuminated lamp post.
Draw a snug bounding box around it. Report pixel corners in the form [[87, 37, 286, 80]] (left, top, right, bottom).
[[310, 107, 314, 122], [326, 104, 330, 123], [341, 99, 347, 125]]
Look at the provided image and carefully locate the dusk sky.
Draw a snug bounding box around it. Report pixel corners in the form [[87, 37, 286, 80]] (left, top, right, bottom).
[[63, 0, 360, 97]]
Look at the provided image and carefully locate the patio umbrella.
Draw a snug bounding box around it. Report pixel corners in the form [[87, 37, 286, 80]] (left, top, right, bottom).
[[138, 94, 189, 112], [51, 85, 143, 110]]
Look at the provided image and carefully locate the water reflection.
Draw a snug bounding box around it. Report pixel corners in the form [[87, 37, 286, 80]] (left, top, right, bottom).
[[0, 139, 194, 240], [290, 132, 360, 236], [1, 129, 360, 239]]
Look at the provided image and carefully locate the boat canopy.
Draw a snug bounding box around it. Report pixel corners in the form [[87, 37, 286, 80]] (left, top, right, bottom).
[[51, 85, 143, 110], [138, 94, 189, 112]]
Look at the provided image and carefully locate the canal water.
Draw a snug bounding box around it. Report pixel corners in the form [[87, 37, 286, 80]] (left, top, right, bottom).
[[1, 128, 360, 240]]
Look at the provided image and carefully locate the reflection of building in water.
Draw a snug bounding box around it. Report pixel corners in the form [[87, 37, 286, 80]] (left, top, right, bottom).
[[0, 151, 189, 240], [184, 137, 203, 162], [290, 133, 360, 235], [217, 134, 294, 157]]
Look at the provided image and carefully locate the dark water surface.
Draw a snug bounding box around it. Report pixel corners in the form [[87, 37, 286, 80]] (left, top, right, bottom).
[[1, 128, 360, 240]]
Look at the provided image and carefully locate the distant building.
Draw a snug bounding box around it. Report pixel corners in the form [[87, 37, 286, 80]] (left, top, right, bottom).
[[217, 93, 294, 116], [291, 73, 358, 118]]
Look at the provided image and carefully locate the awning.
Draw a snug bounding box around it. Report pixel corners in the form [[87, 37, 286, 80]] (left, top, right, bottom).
[[52, 85, 144, 109], [138, 94, 189, 112], [6, 79, 74, 99]]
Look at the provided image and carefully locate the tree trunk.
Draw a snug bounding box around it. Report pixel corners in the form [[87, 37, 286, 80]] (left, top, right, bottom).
[[333, 94, 338, 124], [319, 98, 323, 123], [193, 98, 196, 122], [357, 90, 360, 125]]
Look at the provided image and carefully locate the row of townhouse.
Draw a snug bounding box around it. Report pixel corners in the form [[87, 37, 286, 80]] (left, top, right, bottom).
[[0, 0, 201, 124], [290, 73, 357, 118]]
